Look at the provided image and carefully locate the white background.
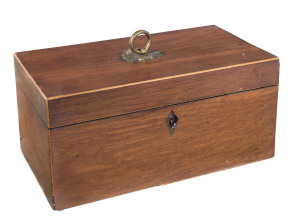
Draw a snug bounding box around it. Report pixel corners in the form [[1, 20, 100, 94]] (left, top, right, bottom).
[[1, 0, 299, 223]]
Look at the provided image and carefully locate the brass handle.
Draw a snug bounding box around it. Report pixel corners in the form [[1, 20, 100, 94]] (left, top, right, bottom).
[[129, 30, 152, 55]]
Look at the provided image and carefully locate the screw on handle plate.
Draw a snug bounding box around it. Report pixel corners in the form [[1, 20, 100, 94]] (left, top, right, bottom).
[[129, 30, 152, 55]]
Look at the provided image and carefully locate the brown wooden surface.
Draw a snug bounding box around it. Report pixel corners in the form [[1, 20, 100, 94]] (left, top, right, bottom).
[[14, 56, 48, 127], [16, 86, 54, 208], [14, 25, 279, 210], [50, 86, 278, 210], [48, 59, 279, 128], [15, 25, 277, 97], [14, 25, 279, 128]]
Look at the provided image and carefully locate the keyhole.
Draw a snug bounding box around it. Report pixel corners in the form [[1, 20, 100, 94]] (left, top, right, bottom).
[[168, 111, 179, 135]]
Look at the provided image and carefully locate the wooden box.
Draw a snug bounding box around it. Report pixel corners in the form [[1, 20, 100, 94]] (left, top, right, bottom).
[[14, 25, 279, 210]]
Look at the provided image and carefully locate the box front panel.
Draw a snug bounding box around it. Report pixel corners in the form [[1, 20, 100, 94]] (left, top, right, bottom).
[[50, 86, 278, 210]]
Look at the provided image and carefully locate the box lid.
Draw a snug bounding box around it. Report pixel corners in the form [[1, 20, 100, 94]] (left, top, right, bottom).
[[15, 25, 279, 128]]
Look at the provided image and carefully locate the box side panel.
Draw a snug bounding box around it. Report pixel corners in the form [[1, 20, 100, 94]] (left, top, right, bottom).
[[16, 86, 54, 209], [14, 54, 48, 127], [48, 59, 279, 128], [51, 86, 278, 210]]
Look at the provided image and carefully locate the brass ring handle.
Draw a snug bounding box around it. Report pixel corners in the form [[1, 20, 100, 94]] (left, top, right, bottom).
[[129, 30, 152, 55]]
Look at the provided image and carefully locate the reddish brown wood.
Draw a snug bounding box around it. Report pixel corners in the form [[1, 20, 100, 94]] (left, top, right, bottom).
[[15, 25, 277, 97], [14, 25, 280, 210], [48, 59, 279, 127], [14, 25, 279, 128], [50, 86, 278, 210], [14, 56, 48, 127], [16, 85, 54, 208]]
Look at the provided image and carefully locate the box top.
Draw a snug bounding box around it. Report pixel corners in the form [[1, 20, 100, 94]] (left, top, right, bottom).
[[15, 25, 279, 128]]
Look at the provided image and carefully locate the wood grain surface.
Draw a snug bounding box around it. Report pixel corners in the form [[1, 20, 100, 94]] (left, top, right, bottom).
[[15, 25, 277, 97], [48, 59, 279, 128], [50, 86, 278, 210], [15, 25, 280, 210], [16, 86, 54, 208], [14, 25, 279, 128], [14, 57, 48, 127]]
